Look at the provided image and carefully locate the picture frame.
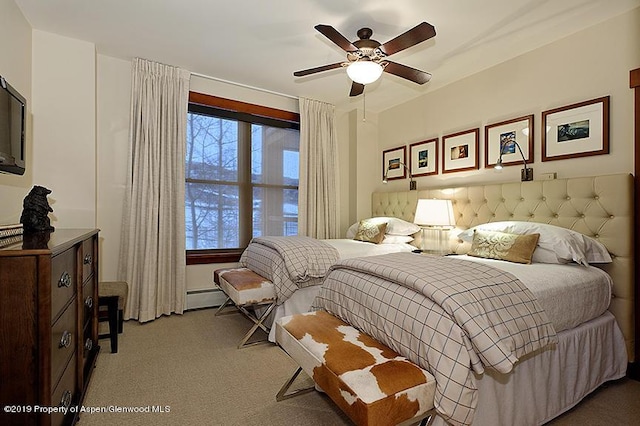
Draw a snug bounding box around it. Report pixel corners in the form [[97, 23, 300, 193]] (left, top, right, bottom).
[[442, 128, 479, 174], [484, 114, 533, 168], [542, 96, 609, 162], [382, 145, 407, 181], [409, 138, 438, 177]]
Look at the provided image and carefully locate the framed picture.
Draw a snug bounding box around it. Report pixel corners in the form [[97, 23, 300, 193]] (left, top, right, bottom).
[[409, 138, 438, 177], [484, 114, 533, 168], [542, 96, 609, 162], [442, 128, 479, 173], [382, 145, 407, 181]]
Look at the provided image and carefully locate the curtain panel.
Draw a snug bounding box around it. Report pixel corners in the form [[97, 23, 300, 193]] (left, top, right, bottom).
[[298, 98, 340, 239], [119, 58, 190, 322]]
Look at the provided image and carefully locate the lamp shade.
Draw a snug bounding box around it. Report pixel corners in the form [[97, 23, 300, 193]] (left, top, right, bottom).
[[347, 61, 383, 85], [414, 199, 455, 227]]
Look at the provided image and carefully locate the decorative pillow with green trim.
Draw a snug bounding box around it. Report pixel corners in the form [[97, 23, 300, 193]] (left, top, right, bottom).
[[353, 220, 388, 244], [468, 229, 540, 264]]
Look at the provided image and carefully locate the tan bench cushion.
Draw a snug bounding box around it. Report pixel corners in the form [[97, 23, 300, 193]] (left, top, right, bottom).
[[214, 267, 275, 306], [276, 310, 436, 426]]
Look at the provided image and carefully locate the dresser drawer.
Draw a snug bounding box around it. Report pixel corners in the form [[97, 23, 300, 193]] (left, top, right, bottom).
[[51, 248, 77, 321], [51, 299, 77, 390], [50, 353, 77, 426], [82, 237, 95, 282], [82, 279, 96, 329]]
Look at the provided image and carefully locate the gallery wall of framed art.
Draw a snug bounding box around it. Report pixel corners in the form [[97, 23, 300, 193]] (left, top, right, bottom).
[[380, 95, 610, 185]]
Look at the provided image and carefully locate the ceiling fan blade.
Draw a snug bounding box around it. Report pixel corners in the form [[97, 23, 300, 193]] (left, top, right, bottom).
[[349, 82, 365, 97], [293, 62, 344, 77], [383, 61, 432, 84], [315, 24, 359, 52], [379, 22, 436, 56]]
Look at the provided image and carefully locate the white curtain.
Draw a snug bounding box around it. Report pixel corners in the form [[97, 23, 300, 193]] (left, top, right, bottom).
[[119, 58, 190, 322], [297, 98, 340, 238]]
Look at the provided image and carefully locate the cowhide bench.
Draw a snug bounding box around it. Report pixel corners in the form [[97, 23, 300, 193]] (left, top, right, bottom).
[[213, 267, 276, 349], [275, 310, 437, 426]]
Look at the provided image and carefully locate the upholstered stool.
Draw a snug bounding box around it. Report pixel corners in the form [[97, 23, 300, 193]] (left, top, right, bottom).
[[98, 281, 128, 353], [276, 311, 437, 426], [213, 268, 276, 349]]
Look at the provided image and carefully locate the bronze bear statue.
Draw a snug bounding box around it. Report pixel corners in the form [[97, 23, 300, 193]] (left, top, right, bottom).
[[20, 185, 55, 233]]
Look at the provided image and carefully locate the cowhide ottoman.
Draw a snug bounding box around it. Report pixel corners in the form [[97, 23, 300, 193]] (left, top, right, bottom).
[[275, 310, 436, 426], [214, 267, 276, 348]]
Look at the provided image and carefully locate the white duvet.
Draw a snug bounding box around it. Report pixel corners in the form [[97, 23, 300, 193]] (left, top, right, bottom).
[[323, 238, 416, 259], [453, 255, 612, 332]]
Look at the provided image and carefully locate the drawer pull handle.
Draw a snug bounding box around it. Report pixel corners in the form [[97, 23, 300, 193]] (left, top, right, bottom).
[[59, 330, 72, 349], [84, 254, 93, 265], [58, 271, 71, 288], [85, 338, 93, 351], [59, 390, 72, 409], [85, 296, 93, 308]]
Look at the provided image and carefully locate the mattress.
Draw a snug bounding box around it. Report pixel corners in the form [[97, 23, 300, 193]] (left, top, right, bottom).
[[452, 255, 613, 332]]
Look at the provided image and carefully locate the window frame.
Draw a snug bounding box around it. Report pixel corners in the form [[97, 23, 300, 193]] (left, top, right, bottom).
[[185, 92, 300, 265]]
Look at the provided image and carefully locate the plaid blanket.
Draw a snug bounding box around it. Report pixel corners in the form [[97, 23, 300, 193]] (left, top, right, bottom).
[[313, 252, 557, 426], [240, 236, 339, 303]]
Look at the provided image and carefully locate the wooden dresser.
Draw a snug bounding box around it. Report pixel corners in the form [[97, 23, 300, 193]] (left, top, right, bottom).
[[0, 229, 100, 426]]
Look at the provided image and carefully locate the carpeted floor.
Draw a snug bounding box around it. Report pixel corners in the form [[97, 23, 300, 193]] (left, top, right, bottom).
[[80, 308, 640, 426]]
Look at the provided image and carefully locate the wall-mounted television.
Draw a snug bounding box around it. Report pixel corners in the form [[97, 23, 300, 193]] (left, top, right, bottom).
[[0, 75, 26, 175]]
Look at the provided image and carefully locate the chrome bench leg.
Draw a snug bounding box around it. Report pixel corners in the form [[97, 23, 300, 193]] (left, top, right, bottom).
[[276, 367, 315, 401], [237, 302, 276, 349]]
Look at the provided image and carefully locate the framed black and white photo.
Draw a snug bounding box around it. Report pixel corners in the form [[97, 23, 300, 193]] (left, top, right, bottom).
[[484, 114, 533, 168], [382, 145, 407, 181], [542, 96, 609, 162], [442, 128, 479, 174], [409, 138, 438, 177]]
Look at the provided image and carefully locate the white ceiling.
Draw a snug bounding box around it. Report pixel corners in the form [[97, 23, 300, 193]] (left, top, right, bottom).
[[14, 0, 640, 113]]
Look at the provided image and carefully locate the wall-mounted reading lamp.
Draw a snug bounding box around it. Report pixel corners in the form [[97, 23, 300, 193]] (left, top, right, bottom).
[[495, 139, 533, 181], [382, 162, 416, 190]]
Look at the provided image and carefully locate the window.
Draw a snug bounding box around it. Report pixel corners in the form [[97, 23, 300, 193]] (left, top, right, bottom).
[[185, 93, 300, 264]]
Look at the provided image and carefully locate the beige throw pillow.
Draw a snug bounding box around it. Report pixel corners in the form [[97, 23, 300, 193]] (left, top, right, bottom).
[[468, 229, 540, 264], [354, 220, 388, 244]]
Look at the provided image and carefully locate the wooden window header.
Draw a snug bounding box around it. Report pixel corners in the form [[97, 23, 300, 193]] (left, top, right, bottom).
[[189, 92, 300, 124]]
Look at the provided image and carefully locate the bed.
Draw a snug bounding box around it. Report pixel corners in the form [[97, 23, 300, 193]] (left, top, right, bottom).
[[312, 173, 634, 426], [238, 218, 420, 341]]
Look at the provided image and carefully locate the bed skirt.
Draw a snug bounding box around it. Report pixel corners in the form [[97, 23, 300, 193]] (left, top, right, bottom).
[[432, 311, 627, 426]]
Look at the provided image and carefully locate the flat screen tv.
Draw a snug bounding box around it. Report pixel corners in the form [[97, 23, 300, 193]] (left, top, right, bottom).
[[0, 75, 26, 175]]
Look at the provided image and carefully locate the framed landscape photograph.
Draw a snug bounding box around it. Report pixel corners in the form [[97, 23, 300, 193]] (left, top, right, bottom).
[[409, 138, 438, 177], [542, 96, 609, 162], [382, 145, 407, 181], [442, 128, 479, 174], [484, 114, 533, 168]]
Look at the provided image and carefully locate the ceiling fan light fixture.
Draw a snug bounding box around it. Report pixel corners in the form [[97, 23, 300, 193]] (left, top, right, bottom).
[[346, 60, 383, 85]]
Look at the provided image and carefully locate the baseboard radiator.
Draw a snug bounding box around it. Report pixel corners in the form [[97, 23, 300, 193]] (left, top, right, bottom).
[[186, 288, 227, 311]]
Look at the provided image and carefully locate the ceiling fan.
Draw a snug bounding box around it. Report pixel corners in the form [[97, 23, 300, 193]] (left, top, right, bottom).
[[293, 22, 436, 97]]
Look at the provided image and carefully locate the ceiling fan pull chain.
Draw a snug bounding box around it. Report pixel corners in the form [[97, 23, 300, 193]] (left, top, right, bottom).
[[363, 90, 366, 122]]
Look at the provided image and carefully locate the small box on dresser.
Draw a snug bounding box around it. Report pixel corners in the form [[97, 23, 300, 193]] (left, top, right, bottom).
[[0, 229, 100, 426]]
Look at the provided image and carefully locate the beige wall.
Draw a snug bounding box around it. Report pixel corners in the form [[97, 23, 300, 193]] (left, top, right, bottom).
[[374, 8, 640, 198], [32, 30, 96, 229], [0, 0, 32, 224], [96, 54, 131, 282]]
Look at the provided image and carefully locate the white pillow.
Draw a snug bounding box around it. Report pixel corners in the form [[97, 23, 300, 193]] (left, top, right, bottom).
[[381, 235, 414, 244], [346, 217, 420, 238], [456, 221, 611, 266]]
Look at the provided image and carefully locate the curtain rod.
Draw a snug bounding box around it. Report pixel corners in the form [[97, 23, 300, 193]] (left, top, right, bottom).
[[190, 72, 299, 101]]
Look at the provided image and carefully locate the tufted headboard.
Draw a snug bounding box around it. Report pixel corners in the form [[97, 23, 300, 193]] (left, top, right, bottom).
[[372, 173, 635, 362]]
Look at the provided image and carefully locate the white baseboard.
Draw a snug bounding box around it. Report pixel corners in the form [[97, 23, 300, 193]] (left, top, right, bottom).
[[186, 288, 226, 310]]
